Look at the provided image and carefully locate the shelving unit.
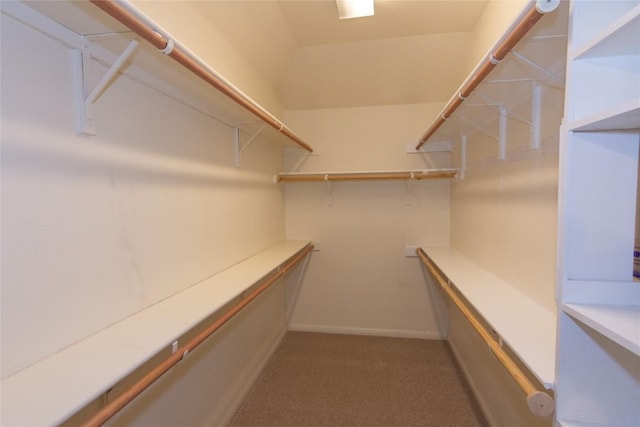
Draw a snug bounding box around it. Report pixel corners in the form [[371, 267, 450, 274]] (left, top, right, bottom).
[[416, 0, 567, 162], [419, 247, 556, 390], [563, 303, 640, 356], [556, 1, 640, 425], [0, 240, 312, 427], [276, 169, 457, 182], [2, 0, 313, 154]]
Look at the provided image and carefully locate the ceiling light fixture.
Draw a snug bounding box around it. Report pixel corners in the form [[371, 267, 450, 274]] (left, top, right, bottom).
[[336, 0, 374, 20]]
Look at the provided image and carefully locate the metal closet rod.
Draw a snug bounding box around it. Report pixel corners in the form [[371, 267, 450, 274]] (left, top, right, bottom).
[[90, 0, 313, 153], [415, 0, 560, 150], [277, 169, 457, 182], [80, 243, 314, 427], [416, 248, 555, 418]]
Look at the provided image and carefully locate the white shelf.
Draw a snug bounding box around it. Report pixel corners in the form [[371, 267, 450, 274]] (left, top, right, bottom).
[[568, 99, 640, 131], [425, 2, 568, 146], [557, 420, 609, 427], [563, 303, 640, 356], [556, 1, 640, 425], [2, 1, 311, 152], [573, 4, 640, 59], [421, 247, 556, 389], [0, 240, 311, 427]]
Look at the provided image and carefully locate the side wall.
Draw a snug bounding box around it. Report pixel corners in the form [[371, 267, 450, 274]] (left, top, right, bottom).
[[464, 0, 529, 76], [132, 0, 289, 116], [283, 104, 451, 339], [447, 94, 560, 427], [1, 11, 286, 425], [446, 2, 564, 425]]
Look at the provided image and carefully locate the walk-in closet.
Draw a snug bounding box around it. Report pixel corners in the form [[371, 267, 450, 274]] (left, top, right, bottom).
[[1, 0, 638, 426]]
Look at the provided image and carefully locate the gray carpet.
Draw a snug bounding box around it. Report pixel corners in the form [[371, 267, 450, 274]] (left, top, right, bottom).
[[230, 332, 488, 426]]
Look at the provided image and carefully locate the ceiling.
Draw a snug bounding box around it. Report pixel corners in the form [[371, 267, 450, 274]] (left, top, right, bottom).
[[190, 0, 491, 109], [22, 0, 492, 110], [277, 0, 490, 46]]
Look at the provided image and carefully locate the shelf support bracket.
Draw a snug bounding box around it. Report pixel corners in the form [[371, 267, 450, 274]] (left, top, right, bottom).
[[499, 107, 507, 160], [405, 172, 415, 206], [474, 90, 531, 126], [74, 38, 139, 136], [530, 82, 542, 150], [460, 134, 467, 180], [234, 125, 265, 167], [511, 50, 565, 88], [454, 113, 500, 142], [325, 175, 334, 206]]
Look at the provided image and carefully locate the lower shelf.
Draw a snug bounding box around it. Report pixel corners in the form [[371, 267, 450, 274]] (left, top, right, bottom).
[[421, 247, 556, 389], [0, 240, 311, 427], [563, 303, 640, 356]]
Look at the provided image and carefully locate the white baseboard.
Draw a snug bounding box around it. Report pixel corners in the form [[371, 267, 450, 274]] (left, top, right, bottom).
[[288, 323, 445, 340]]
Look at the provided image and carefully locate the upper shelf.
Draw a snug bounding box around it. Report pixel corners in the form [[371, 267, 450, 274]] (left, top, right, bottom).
[[572, 4, 640, 59], [10, 0, 313, 152], [568, 99, 640, 132], [276, 169, 457, 183], [416, 0, 568, 150], [565, 4, 640, 132]]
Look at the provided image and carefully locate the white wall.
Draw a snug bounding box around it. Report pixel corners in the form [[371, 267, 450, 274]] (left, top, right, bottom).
[[1, 10, 288, 424], [279, 31, 472, 109], [447, 307, 553, 427], [131, 0, 288, 117], [105, 280, 290, 427], [444, 88, 561, 426], [283, 104, 451, 339], [443, 2, 565, 423], [464, 0, 529, 75]]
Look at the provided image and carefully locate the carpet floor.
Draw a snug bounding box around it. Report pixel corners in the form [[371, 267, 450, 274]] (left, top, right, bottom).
[[230, 332, 488, 426]]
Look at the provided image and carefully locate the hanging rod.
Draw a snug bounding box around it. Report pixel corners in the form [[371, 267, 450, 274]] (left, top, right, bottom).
[[80, 243, 314, 427], [90, 0, 313, 153], [415, 0, 560, 150], [416, 248, 554, 418], [276, 169, 457, 183]]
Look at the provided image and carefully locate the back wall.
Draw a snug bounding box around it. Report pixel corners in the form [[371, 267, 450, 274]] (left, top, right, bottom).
[[283, 104, 451, 338]]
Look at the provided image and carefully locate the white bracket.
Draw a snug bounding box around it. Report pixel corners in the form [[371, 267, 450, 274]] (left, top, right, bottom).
[[74, 38, 139, 136], [406, 140, 452, 153], [499, 107, 507, 160], [511, 50, 565, 88], [530, 82, 542, 150], [474, 90, 531, 126], [454, 113, 500, 142], [459, 134, 467, 180], [325, 175, 334, 206], [234, 125, 265, 167], [404, 245, 420, 257], [405, 172, 415, 206]]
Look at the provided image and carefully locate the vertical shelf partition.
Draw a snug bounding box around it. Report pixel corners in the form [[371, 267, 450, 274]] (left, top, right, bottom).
[[556, 1, 640, 425]]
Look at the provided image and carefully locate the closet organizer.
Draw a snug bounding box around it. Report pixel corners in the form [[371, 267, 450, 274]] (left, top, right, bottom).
[[0, 0, 315, 425], [414, 0, 563, 417], [555, 1, 640, 425]]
